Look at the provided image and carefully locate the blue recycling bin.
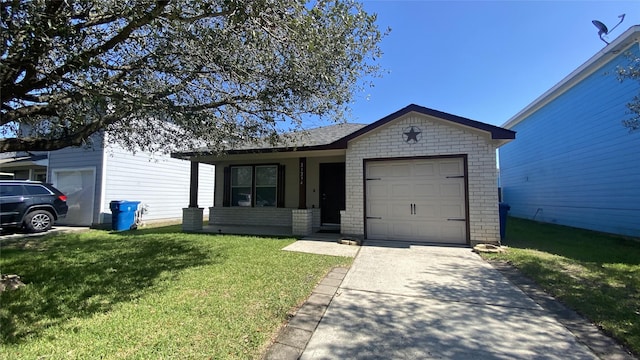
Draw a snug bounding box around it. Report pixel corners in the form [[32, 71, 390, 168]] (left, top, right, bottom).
[[110, 200, 140, 231], [499, 203, 511, 242]]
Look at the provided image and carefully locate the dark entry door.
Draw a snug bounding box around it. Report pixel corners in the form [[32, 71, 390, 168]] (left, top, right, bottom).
[[319, 163, 346, 224]]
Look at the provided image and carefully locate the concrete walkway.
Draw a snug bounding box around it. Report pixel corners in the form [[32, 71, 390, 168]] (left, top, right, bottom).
[[285, 241, 632, 360]]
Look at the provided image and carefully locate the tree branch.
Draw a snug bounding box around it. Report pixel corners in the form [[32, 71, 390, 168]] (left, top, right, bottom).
[[0, 113, 120, 152], [8, 1, 170, 101]]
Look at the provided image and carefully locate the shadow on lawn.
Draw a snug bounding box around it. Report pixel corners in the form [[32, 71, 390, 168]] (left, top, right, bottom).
[[501, 217, 640, 355], [0, 230, 220, 344]]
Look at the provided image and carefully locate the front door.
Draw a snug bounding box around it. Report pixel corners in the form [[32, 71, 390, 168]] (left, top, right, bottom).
[[319, 163, 345, 225]]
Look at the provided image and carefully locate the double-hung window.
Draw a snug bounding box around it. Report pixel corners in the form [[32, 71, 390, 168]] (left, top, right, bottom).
[[231, 166, 253, 206], [227, 164, 281, 207], [254, 165, 277, 207]]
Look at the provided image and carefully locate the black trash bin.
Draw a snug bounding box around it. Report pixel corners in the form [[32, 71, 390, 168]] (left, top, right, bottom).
[[499, 203, 511, 242], [110, 200, 141, 231]]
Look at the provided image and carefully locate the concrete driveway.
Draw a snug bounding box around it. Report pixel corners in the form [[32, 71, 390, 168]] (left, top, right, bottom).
[[300, 241, 600, 360]]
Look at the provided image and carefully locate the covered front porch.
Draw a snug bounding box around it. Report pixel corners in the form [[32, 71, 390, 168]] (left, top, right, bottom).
[[179, 148, 349, 237], [172, 123, 367, 238]]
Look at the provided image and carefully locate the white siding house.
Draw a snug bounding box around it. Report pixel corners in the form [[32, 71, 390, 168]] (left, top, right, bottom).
[[100, 144, 214, 225], [8, 133, 216, 227], [499, 26, 640, 237]]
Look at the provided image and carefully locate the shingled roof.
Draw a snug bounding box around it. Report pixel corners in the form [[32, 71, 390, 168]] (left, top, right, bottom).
[[228, 122, 368, 152], [172, 104, 514, 158]]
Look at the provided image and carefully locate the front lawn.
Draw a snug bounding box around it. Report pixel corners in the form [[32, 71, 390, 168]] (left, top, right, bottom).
[[0, 227, 352, 359], [482, 217, 640, 355]]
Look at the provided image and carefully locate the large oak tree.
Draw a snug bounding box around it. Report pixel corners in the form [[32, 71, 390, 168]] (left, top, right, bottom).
[[0, 0, 384, 153], [618, 53, 640, 131]]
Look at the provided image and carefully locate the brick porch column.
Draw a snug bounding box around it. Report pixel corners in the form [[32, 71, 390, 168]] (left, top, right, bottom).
[[292, 209, 313, 236], [182, 207, 204, 231]]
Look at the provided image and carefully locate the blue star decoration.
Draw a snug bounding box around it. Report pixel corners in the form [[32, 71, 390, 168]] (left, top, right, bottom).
[[402, 126, 422, 144]]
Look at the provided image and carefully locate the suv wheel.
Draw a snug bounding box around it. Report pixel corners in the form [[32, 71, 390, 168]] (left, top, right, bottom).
[[24, 210, 53, 233]]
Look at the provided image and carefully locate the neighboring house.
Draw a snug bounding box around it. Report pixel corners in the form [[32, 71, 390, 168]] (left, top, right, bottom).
[[174, 104, 515, 246], [0, 152, 48, 181], [499, 25, 640, 237], [0, 135, 215, 227]]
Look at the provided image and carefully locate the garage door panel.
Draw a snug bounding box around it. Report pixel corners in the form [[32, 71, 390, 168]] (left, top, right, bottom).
[[367, 183, 387, 198], [366, 158, 467, 244], [413, 183, 438, 198], [439, 161, 464, 176], [366, 164, 388, 178], [367, 203, 388, 217], [368, 221, 389, 238], [389, 203, 411, 218], [440, 183, 464, 197], [369, 201, 413, 220], [369, 163, 412, 178], [438, 225, 467, 244], [412, 203, 437, 219], [440, 222, 466, 242], [413, 163, 436, 176], [390, 164, 412, 177], [391, 222, 415, 238], [390, 183, 412, 197], [440, 204, 465, 218]]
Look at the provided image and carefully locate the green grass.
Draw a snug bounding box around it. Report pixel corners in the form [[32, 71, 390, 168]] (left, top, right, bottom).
[[482, 217, 640, 355], [0, 226, 352, 359]]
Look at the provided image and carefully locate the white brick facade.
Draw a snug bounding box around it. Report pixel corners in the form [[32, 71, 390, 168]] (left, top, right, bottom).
[[292, 209, 313, 235], [342, 113, 501, 245], [182, 207, 204, 231], [184, 105, 512, 244]]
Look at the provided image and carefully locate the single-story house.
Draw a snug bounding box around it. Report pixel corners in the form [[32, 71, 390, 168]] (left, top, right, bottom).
[[0, 134, 215, 227], [174, 104, 515, 246], [499, 25, 640, 237]]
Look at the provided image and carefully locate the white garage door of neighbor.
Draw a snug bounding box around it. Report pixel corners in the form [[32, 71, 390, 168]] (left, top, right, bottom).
[[52, 169, 96, 226], [366, 158, 467, 244]]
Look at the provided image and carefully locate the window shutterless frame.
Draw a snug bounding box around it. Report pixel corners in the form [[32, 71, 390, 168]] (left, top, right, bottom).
[[224, 164, 284, 207]]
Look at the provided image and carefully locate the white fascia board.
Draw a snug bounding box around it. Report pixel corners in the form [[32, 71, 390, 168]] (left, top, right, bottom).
[[502, 25, 640, 129]]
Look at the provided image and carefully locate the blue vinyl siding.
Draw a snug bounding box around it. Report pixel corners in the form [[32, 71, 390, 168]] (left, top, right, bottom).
[[500, 45, 640, 237]]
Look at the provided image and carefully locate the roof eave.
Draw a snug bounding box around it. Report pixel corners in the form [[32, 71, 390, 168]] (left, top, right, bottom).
[[171, 142, 348, 160], [502, 25, 640, 129], [340, 104, 515, 143]]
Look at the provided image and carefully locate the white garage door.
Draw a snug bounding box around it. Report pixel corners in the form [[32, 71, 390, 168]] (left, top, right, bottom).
[[52, 168, 96, 226], [366, 158, 467, 244]]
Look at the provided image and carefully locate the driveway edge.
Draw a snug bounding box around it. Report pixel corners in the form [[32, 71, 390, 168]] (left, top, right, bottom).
[[262, 267, 349, 360], [487, 260, 636, 360]]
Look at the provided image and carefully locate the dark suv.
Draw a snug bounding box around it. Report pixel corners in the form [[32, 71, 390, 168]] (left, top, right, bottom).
[[0, 180, 68, 233]]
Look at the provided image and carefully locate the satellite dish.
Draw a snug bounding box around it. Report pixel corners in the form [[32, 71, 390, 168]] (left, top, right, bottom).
[[592, 14, 626, 45]]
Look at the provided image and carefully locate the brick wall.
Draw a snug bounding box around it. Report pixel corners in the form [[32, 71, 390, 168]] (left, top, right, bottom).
[[209, 207, 292, 227], [292, 209, 313, 235], [342, 113, 500, 244]]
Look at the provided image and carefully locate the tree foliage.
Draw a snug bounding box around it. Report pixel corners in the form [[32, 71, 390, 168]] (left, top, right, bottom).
[[617, 52, 640, 132], [0, 0, 385, 153]]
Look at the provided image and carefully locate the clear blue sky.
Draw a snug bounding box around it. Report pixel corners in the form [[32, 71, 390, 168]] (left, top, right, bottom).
[[343, 0, 640, 127]]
